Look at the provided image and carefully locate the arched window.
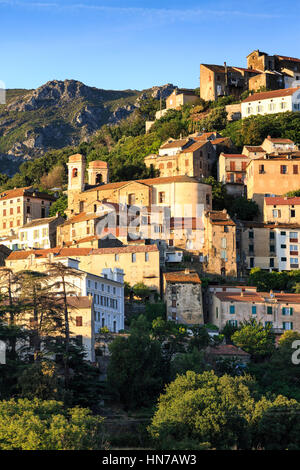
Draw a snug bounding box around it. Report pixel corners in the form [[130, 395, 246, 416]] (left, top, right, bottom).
[[72, 168, 78, 177], [96, 173, 103, 184]]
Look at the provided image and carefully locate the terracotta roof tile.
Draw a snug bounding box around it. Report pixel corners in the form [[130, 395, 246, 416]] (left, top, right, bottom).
[[242, 86, 300, 103], [164, 270, 201, 284], [265, 197, 300, 206]]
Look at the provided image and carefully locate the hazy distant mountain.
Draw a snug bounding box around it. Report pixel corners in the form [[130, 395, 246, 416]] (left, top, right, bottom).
[[0, 79, 176, 174]]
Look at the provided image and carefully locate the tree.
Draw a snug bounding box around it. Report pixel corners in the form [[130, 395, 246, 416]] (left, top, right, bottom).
[[132, 282, 152, 302], [149, 371, 255, 450], [0, 398, 105, 450], [49, 193, 68, 218], [228, 197, 259, 221], [44, 262, 84, 389], [170, 348, 206, 381], [231, 319, 276, 361], [252, 395, 300, 450], [107, 316, 166, 409], [18, 270, 63, 361]]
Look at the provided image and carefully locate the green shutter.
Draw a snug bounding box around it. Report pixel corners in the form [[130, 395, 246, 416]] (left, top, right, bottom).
[[290, 308, 293, 316], [282, 307, 285, 315]]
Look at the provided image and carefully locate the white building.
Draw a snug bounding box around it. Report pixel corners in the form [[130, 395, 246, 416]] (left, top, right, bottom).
[[241, 87, 300, 119], [48, 257, 125, 335], [18, 216, 64, 250], [275, 226, 300, 271]]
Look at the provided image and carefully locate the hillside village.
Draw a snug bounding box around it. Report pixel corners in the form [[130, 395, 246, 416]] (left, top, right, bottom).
[[2, 48, 300, 450]]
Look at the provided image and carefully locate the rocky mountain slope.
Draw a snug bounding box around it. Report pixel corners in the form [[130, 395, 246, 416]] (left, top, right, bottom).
[[0, 80, 176, 174]]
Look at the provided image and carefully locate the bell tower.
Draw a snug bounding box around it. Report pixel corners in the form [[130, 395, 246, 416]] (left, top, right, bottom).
[[67, 154, 86, 215], [87, 160, 109, 185]]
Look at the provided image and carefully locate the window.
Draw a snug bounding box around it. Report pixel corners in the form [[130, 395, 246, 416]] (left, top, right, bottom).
[[230, 161, 235, 171], [280, 102, 287, 109], [159, 192, 165, 203], [257, 105, 263, 112], [272, 209, 281, 218], [290, 245, 298, 253], [185, 159, 189, 167], [206, 194, 210, 205], [172, 300, 176, 308], [290, 258, 299, 267], [128, 194, 136, 205], [283, 322, 293, 330], [228, 320, 237, 327], [72, 168, 78, 177], [270, 245, 275, 253], [221, 237, 227, 248], [249, 245, 254, 253], [282, 307, 293, 316], [291, 209, 296, 218], [269, 231, 275, 239], [280, 165, 287, 174], [265, 321, 273, 327], [281, 231, 286, 237], [216, 307, 219, 319], [267, 306, 273, 315], [252, 305, 257, 315], [76, 316, 83, 327], [259, 164, 265, 174], [115, 254, 119, 261], [281, 244, 286, 249], [221, 250, 227, 260], [145, 252, 149, 262], [229, 305, 235, 314], [167, 162, 172, 168], [293, 165, 298, 174], [132, 253, 136, 263], [281, 257, 287, 262], [249, 231, 254, 239], [270, 258, 274, 268], [250, 258, 254, 268], [290, 232, 298, 242]]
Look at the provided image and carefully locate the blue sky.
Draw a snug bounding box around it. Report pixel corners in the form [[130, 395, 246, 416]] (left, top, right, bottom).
[[1, 0, 300, 91]]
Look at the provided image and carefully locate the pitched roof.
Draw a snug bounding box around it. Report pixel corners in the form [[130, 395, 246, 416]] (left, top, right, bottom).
[[207, 344, 250, 356], [214, 290, 300, 304], [266, 137, 295, 144], [84, 175, 204, 193], [265, 196, 300, 206], [66, 296, 92, 309], [61, 212, 106, 227], [160, 139, 191, 150], [164, 270, 201, 284], [181, 140, 208, 153], [275, 54, 300, 63], [0, 187, 56, 202], [212, 137, 231, 145], [206, 210, 235, 226], [244, 146, 265, 152], [242, 87, 300, 103], [21, 216, 62, 229], [6, 244, 159, 261]]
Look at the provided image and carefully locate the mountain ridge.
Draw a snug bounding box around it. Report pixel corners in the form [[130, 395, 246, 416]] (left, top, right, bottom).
[[0, 79, 177, 174]]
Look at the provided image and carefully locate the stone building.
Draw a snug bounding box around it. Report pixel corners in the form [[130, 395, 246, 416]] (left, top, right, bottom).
[[264, 196, 300, 225], [163, 269, 203, 325], [6, 245, 161, 294], [247, 50, 300, 89], [209, 285, 300, 333], [245, 152, 300, 213], [144, 137, 216, 179], [0, 244, 11, 266], [165, 88, 199, 109], [218, 153, 249, 196], [202, 210, 237, 277], [66, 154, 212, 221], [0, 186, 56, 238], [200, 63, 260, 101]]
